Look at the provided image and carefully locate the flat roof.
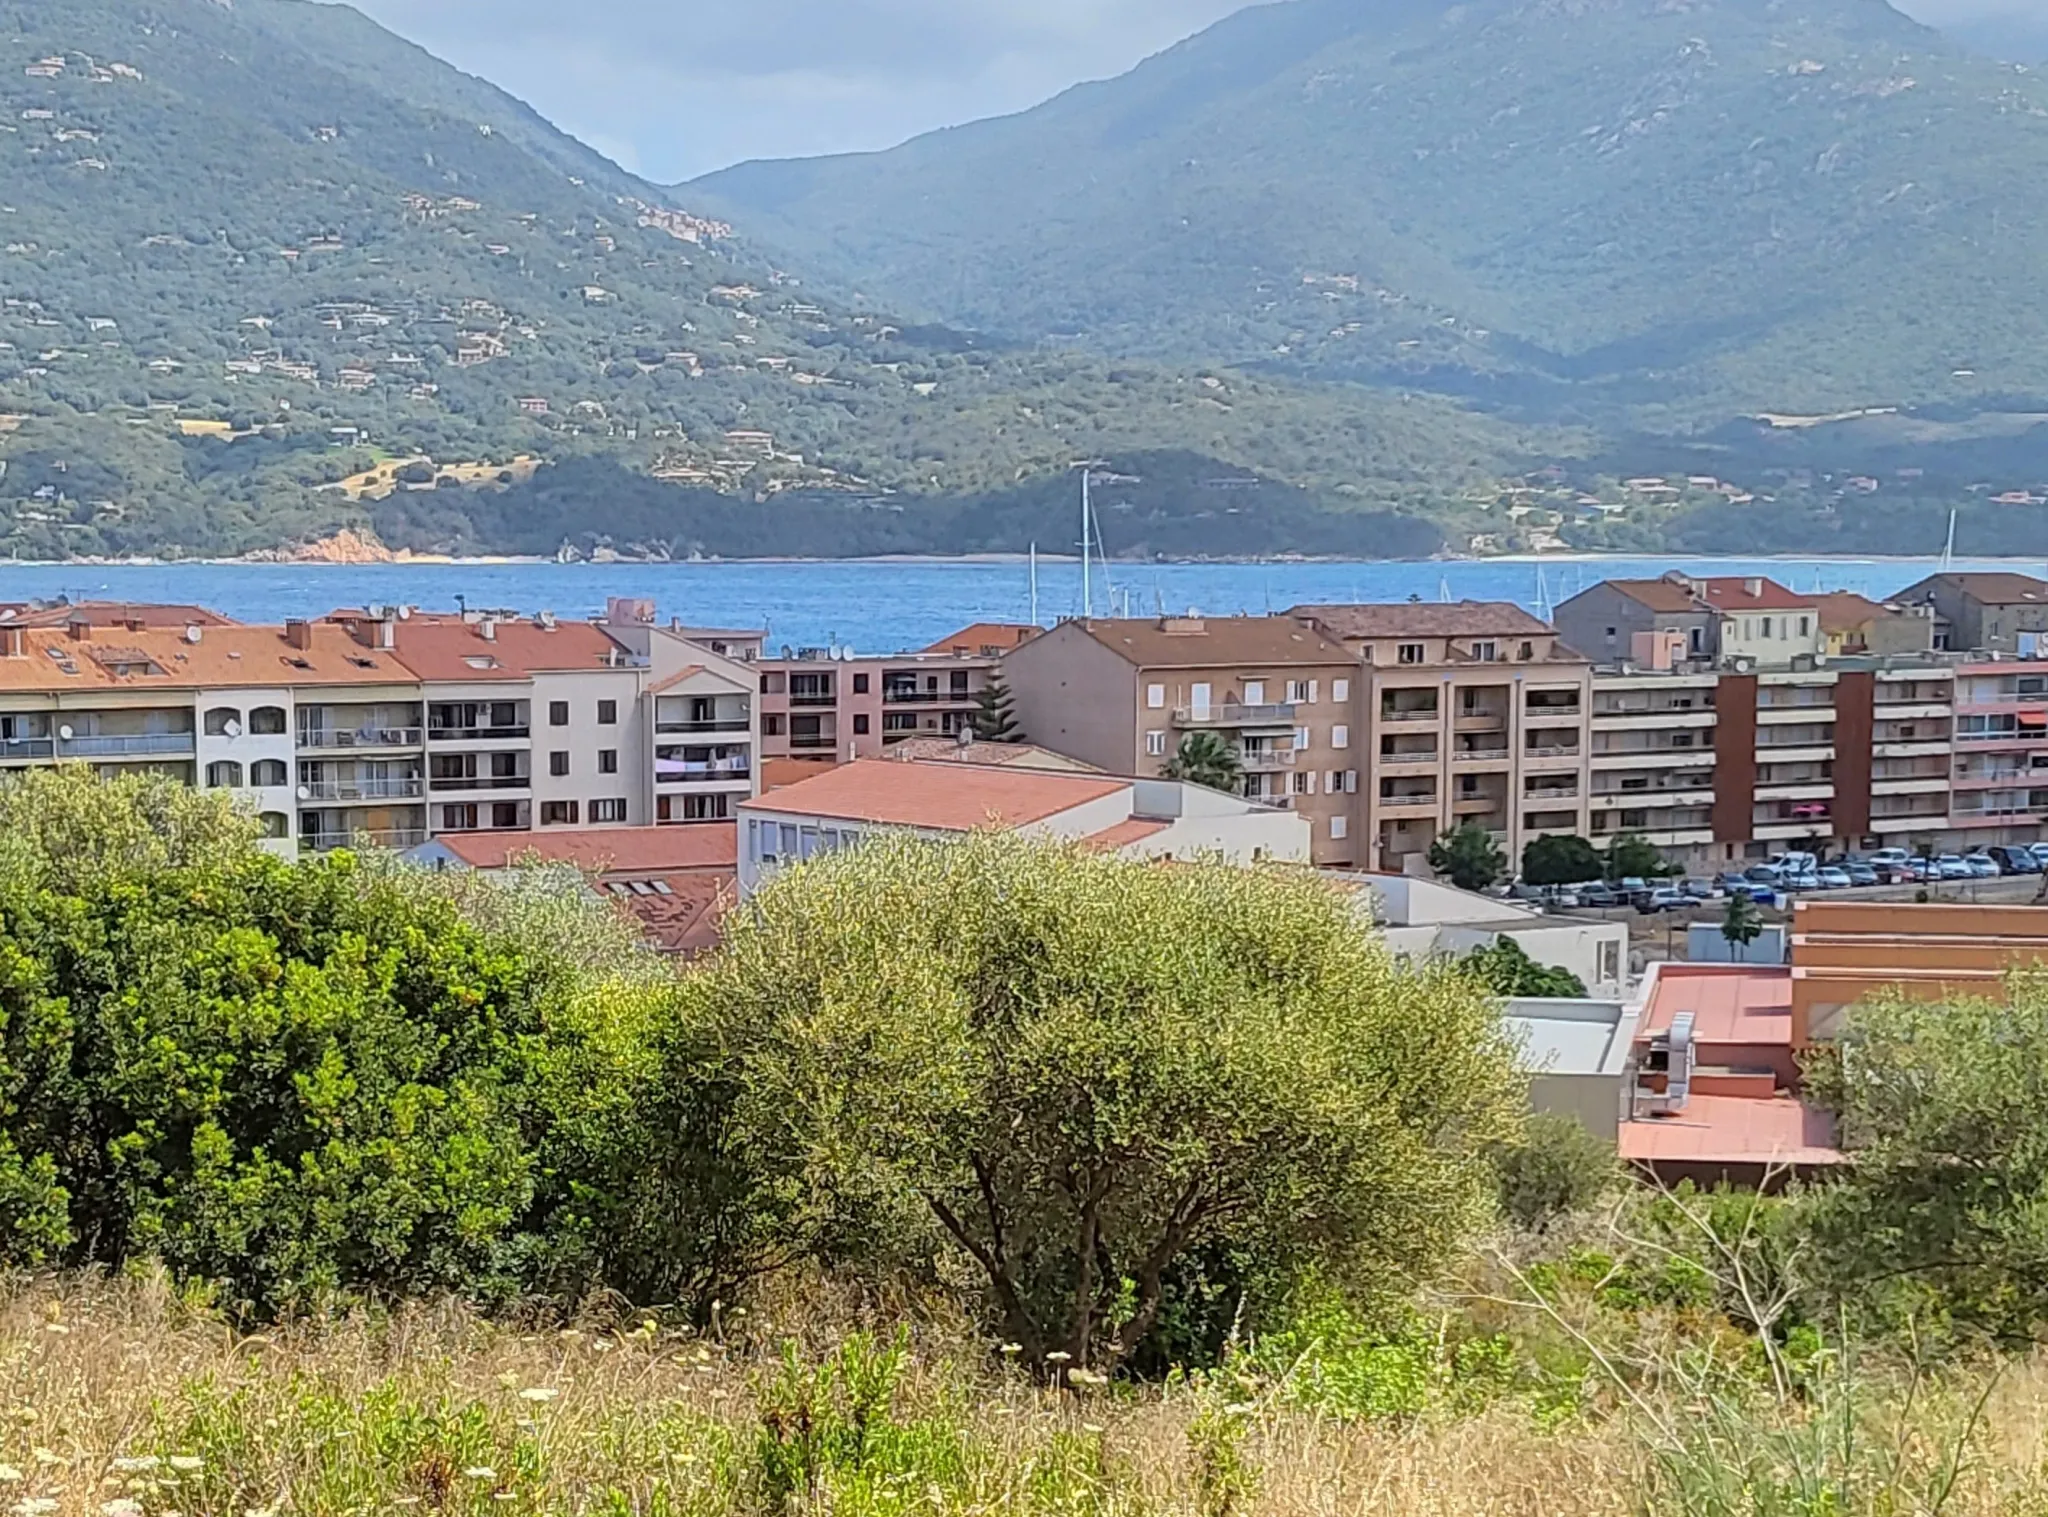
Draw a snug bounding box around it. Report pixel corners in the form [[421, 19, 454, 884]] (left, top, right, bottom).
[[1619, 1094, 1841, 1166], [433, 825, 737, 873], [1640, 964, 1794, 1046]]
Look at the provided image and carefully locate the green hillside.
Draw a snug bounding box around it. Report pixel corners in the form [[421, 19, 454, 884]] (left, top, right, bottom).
[[0, 0, 1551, 560], [691, 0, 2048, 428]]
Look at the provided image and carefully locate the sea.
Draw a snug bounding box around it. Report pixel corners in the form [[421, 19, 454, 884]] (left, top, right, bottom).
[[0, 555, 2039, 653]]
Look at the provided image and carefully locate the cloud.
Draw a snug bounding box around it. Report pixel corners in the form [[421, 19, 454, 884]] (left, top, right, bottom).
[[339, 0, 2048, 183], [339, 0, 1245, 181]]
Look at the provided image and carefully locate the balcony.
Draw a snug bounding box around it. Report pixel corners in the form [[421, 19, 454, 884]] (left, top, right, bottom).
[[656, 717, 753, 736], [883, 689, 973, 706], [1593, 707, 1716, 730], [59, 732, 194, 758], [1525, 785, 1582, 804], [429, 775, 532, 793], [1378, 750, 1440, 771], [1378, 792, 1440, 811], [1379, 706, 1440, 726], [1174, 702, 1298, 728], [300, 778, 426, 802], [1874, 701, 1952, 720], [1452, 745, 1511, 766], [1453, 713, 1509, 733], [430, 727, 530, 743], [1453, 797, 1508, 818], [657, 758, 755, 785], [1240, 748, 1298, 772], [0, 736, 55, 761], [298, 725, 424, 752], [1591, 748, 1711, 768], [789, 734, 838, 751], [1757, 704, 1837, 725], [301, 828, 428, 854]]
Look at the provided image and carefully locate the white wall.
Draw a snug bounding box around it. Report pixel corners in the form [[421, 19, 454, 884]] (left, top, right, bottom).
[[1121, 809, 1312, 864]]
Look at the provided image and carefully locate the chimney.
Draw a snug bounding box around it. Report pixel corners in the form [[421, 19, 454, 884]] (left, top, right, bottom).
[[376, 618, 395, 650], [65, 614, 89, 642], [478, 619, 497, 642], [1744, 577, 1764, 597], [285, 619, 314, 651], [0, 626, 22, 659], [124, 616, 146, 633]]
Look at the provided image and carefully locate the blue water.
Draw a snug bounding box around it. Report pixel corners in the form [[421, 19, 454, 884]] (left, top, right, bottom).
[[0, 555, 2037, 653]]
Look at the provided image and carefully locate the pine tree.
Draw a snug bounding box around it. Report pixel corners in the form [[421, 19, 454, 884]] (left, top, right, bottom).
[[972, 678, 1025, 743]]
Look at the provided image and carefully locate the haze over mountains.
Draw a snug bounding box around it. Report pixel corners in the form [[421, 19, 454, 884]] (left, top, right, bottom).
[[693, 0, 2048, 430], [4, 0, 2048, 562]]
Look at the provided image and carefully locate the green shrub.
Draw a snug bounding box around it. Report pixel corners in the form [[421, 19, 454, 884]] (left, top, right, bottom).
[[1489, 1112, 1619, 1230]]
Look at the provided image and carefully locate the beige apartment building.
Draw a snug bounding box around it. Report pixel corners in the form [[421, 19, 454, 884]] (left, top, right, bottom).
[[1002, 616, 1363, 864], [1290, 603, 1592, 873]]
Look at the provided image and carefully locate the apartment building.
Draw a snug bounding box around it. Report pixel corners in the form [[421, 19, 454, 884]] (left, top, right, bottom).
[[736, 757, 1311, 895], [599, 602, 762, 828], [1557, 573, 1900, 670], [1898, 571, 2048, 655], [0, 615, 420, 857], [1947, 655, 2048, 848], [1814, 592, 1937, 657], [1001, 615, 1361, 864], [1291, 602, 1591, 874], [756, 643, 1001, 762]]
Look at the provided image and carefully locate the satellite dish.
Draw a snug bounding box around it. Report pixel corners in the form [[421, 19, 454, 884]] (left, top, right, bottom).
[[56, 724, 73, 741], [296, 785, 311, 801], [224, 719, 243, 738], [183, 625, 202, 644]]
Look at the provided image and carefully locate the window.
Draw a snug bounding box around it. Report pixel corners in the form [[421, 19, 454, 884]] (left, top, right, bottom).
[[1146, 730, 1167, 757], [442, 803, 479, 831], [250, 706, 286, 735], [1332, 725, 1350, 750], [853, 673, 870, 694], [257, 811, 288, 839], [1799, 616, 1811, 636], [205, 760, 243, 788], [1471, 641, 1497, 662], [853, 713, 871, 735], [684, 794, 730, 821], [1294, 726, 1310, 751], [591, 798, 627, 823], [1330, 816, 1349, 841], [1333, 679, 1350, 703], [1291, 770, 1312, 796], [1309, 679, 1319, 704], [1518, 642, 1535, 661], [598, 699, 618, 725], [549, 751, 570, 777], [1190, 682, 1212, 714], [1397, 643, 1425, 665], [542, 800, 579, 826], [251, 759, 288, 787], [763, 714, 784, 736], [1599, 942, 1620, 986], [492, 802, 522, 829], [598, 749, 618, 775], [549, 701, 569, 727], [1147, 684, 1166, 709], [1285, 680, 1305, 703], [1244, 680, 1265, 706], [203, 706, 242, 737]]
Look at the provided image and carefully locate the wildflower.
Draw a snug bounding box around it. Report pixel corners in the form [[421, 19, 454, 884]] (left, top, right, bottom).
[[1082, 1423, 1105, 1435], [41, 1326, 66, 1337], [1045, 1351, 1072, 1364], [13, 1498, 58, 1516], [30, 1450, 61, 1467], [0, 1469, 20, 1485], [517, 1387, 559, 1403], [999, 1343, 1022, 1356], [111, 1458, 159, 1474], [100, 1500, 143, 1517], [168, 1458, 204, 1474], [1066, 1368, 1108, 1387], [463, 1468, 497, 1482]]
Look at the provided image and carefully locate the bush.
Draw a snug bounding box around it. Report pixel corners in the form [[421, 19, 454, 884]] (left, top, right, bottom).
[[1490, 1113, 1618, 1230], [0, 769, 672, 1314]]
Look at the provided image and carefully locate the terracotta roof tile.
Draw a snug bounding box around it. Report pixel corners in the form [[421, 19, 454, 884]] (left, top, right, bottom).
[[1900, 571, 2048, 606], [885, 738, 1102, 771], [1695, 577, 1817, 613], [1290, 601, 1553, 639], [373, 618, 630, 681], [0, 601, 236, 628], [1083, 817, 1172, 851], [432, 825, 737, 873], [923, 622, 1041, 656], [0, 623, 412, 691], [742, 758, 1127, 830], [1813, 591, 1888, 633], [1601, 579, 1710, 614], [1073, 616, 1355, 668]]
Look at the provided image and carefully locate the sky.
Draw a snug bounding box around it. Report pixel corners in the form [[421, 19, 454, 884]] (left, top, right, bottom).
[[341, 0, 2048, 185]]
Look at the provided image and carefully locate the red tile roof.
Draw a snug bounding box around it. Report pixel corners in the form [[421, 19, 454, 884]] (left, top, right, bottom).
[[432, 825, 737, 873], [1291, 601, 1552, 639], [0, 623, 412, 691], [741, 758, 1127, 831], [1083, 817, 1172, 851], [1899, 571, 2048, 606], [1618, 1093, 1840, 1166], [600, 871, 736, 957], [1073, 616, 1355, 668], [923, 622, 1041, 656], [1603, 579, 1710, 614], [1638, 963, 1796, 1046], [885, 738, 1102, 772], [1695, 577, 1817, 613], [0, 601, 236, 628], [373, 618, 629, 681], [1812, 591, 1889, 633]]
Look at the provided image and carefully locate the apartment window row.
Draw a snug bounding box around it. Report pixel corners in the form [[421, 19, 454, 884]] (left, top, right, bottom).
[[536, 798, 631, 826], [204, 759, 291, 788], [1737, 615, 1813, 639], [547, 699, 621, 727], [1142, 679, 1352, 710], [658, 794, 731, 823], [543, 749, 621, 776], [203, 705, 288, 737]]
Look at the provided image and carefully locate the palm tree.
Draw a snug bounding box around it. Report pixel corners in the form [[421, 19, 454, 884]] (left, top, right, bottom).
[[1163, 730, 1243, 794]]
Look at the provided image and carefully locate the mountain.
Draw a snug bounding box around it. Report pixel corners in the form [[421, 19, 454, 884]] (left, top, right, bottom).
[[0, 0, 1547, 560], [691, 0, 2048, 429]]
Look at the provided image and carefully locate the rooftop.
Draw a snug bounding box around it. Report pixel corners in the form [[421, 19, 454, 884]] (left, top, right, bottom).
[[1290, 601, 1553, 641], [428, 825, 737, 874], [1618, 1093, 1840, 1167], [1638, 963, 1795, 1046], [0, 623, 412, 691], [740, 757, 1128, 831], [884, 738, 1102, 772], [1813, 590, 1891, 633], [923, 622, 1041, 657], [1068, 615, 1355, 668], [1899, 571, 2048, 606], [1694, 577, 1817, 614], [0, 601, 237, 629], [354, 616, 630, 681], [1600, 578, 1710, 614]]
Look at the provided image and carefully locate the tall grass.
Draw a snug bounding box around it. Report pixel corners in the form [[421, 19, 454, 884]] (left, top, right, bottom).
[[0, 1275, 2045, 1515]]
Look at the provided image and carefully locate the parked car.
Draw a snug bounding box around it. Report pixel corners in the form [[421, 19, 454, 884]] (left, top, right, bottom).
[[1577, 883, 1620, 909], [2030, 842, 2048, 869], [1817, 866, 1853, 889], [1936, 855, 1972, 880], [1550, 888, 1582, 909], [1989, 846, 2043, 875], [1786, 870, 1823, 892], [1744, 864, 1784, 886], [1868, 847, 1913, 869], [1681, 877, 1716, 900], [1642, 887, 1690, 913], [1844, 862, 1879, 887], [1716, 872, 1759, 899], [1963, 853, 2001, 879]]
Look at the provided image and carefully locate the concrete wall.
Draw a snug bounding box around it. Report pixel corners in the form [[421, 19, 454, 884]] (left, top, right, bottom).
[[1131, 809, 1312, 864], [1719, 609, 1824, 664], [1002, 624, 1142, 775]]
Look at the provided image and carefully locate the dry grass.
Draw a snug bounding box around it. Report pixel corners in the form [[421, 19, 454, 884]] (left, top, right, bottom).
[[0, 1275, 2042, 1516]]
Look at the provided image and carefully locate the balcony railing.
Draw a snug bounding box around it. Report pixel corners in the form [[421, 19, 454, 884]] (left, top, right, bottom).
[[59, 732, 194, 757], [429, 725, 530, 742], [297, 725, 424, 752], [1379, 708, 1440, 725], [300, 779, 426, 802], [789, 735, 837, 751], [657, 759, 754, 784], [788, 692, 837, 708], [883, 690, 973, 706], [301, 828, 428, 854], [0, 736, 55, 760], [655, 718, 753, 735], [1174, 702, 1299, 728], [1526, 744, 1584, 759], [1378, 793, 1440, 810], [1453, 745, 1511, 762], [429, 775, 532, 792]]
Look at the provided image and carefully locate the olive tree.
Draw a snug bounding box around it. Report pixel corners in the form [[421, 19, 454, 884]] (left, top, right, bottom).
[[695, 831, 1525, 1372]]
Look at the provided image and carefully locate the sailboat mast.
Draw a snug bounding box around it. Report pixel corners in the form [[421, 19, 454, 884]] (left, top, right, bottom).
[[1029, 542, 1040, 627], [1942, 509, 1958, 572], [1081, 469, 1093, 619]]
